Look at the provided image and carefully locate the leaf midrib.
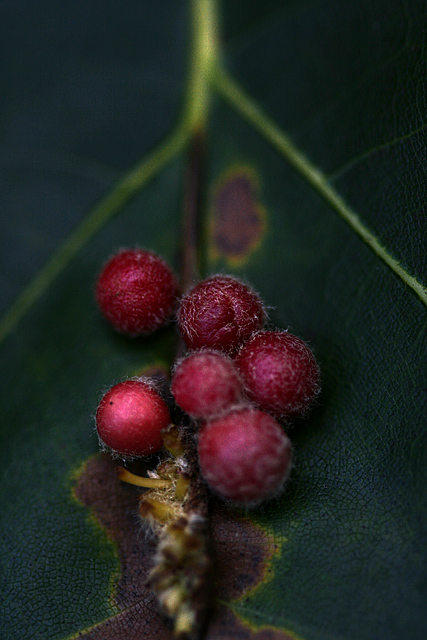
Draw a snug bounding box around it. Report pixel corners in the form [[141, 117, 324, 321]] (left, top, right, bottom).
[[0, 0, 425, 347]]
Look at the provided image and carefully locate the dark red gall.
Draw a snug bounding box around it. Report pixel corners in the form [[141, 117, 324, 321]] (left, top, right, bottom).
[[177, 275, 265, 354], [198, 406, 292, 505], [234, 330, 321, 420], [171, 350, 244, 419], [95, 378, 171, 457], [95, 248, 179, 336]]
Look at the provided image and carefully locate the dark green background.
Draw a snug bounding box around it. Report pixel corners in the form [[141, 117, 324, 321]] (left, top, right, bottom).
[[1, 1, 426, 639]]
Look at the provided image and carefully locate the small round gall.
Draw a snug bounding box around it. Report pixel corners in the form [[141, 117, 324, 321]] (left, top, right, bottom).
[[95, 378, 171, 457], [177, 275, 265, 354], [95, 248, 179, 336], [198, 406, 292, 506], [234, 330, 321, 420], [171, 350, 244, 419]]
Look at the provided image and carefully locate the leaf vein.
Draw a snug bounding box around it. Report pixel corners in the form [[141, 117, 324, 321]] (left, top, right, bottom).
[[326, 121, 427, 181], [211, 66, 427, 309], [0, 124, 190, 346]]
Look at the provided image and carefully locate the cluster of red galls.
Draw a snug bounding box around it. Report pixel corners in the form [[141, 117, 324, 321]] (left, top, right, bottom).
[[95, 248, 321, 507]]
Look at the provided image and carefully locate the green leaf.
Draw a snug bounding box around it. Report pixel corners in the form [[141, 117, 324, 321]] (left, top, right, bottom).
[[1, 1, 426, 640]]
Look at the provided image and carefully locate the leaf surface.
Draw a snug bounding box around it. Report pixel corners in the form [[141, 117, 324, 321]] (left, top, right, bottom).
[[1, 1, 426, 640]]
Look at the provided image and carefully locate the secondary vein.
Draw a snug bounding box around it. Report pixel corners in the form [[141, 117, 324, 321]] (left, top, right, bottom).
[[0, 0, 220, 346], [0, 124, 189, 346], [212, 66, 427, 309]]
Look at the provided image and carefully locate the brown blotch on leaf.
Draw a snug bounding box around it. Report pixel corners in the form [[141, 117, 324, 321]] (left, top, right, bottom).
[[73, 455, 294, 639], [210, 506, 274, 601], [210, 169, 266, 265], [74, 454, 173, 639], [209, 606, 295, 640]]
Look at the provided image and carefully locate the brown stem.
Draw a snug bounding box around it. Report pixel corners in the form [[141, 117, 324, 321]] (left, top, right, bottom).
[[175, 129, 212, 638], [177, 125, 208, 505], [179, 129, 205, 294], [128, 130, 211, 638]]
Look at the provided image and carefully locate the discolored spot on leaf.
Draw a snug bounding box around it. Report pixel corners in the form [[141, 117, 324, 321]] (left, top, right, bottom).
[[73, 455, 296, 639], [209, 167, 266, 266], [210, 507, 278, 600], [209, 509, 296, 639], [210, 606, 298, 640], [73, 454, 172, 639], [133, 362, 170, 382]]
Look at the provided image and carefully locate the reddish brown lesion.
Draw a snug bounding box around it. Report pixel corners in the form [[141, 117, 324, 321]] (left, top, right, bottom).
[[73, 452, 292, 639], [209, 167, 266, 266], [110, 424, 209, 638]]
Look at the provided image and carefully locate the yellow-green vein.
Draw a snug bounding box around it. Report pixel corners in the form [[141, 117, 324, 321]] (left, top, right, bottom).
[[212, 66, 427, 309], [182, 0, 219, 130], [0, 0, 221, 346], [0, 124, 189, 345]]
